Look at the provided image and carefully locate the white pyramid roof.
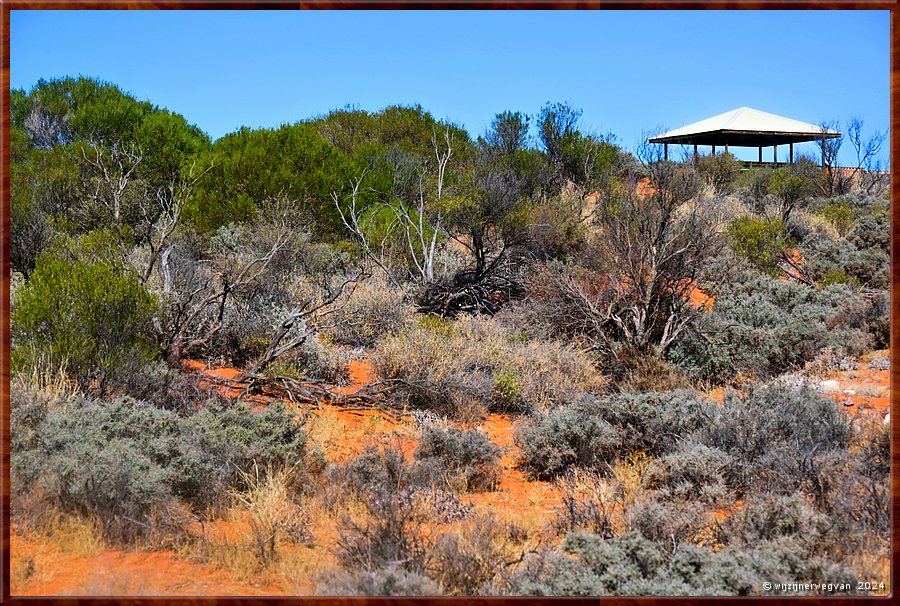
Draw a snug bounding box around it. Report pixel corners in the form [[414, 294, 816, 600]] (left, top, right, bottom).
[[649, 107, 840, 145]]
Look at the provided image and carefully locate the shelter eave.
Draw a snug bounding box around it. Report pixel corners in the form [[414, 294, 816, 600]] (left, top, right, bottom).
[[648, 129, 842, 147]]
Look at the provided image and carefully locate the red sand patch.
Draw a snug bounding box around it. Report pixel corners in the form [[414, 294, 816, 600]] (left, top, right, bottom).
[[465, 414, 561, 528], [332, 358, 375, 396], [10, 530, 283, 596], [635, 177, 656, 198], [821, 351, 890, 417], [683, 279, 715, 310]]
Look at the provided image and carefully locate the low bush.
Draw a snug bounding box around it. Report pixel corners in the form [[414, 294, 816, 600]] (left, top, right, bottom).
[[846, 209, 889, 253], [667, 269, 872, 382], [515, 399, 618, 480], [720, 493, 827, 548], [697, 384, 852, 495], [318, 564, 441, 596], [645, 443, 732, 506], [516, 391, 712, 480], [323, 276, 413, 347], [696, 152, 742, 195], [10, 382, 315, 542], [413, 426, 502, 493], [604, 345, 691, 392], [336, 445, 413, 497], [801, 233, 888, 289], [429, 513, 512, 595], [506, 520, 859, 596], [335, 490, 431, 577], [735, 167, 772, 210], [624, 498, 711, 547], [815, 199, 859, 236], [374, 315, 603, 420]]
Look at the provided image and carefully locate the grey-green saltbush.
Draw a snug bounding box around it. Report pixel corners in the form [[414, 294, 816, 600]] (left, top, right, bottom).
[[515, 391, 712, 480], [10, 382, 313, 541]]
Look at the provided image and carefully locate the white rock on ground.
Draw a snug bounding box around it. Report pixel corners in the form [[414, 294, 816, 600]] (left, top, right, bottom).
[[817, 379, 840, 393]]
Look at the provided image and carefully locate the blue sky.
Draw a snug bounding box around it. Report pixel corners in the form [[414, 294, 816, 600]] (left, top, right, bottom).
[[11, 10, 889, 164]]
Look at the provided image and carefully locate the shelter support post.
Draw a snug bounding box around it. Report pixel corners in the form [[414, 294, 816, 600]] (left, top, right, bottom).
[[821, 137, 826, 168], [758, 147, 762, 163], [724, 143, 729, 155], [664, 143, 668, 161], [712, 145, 716, 156], [789, 143, 794, 163], [694, 144, 698, 161], [774, 145, 777, 164]]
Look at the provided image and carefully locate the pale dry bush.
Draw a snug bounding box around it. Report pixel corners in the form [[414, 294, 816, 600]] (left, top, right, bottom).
[[553, 469, 626, 538], [373, 315, 604, 419], [792, 208, 841, 240], [15, 360, 82, 400], [323, 276, 414, 347], [230, 464, 311, 569]]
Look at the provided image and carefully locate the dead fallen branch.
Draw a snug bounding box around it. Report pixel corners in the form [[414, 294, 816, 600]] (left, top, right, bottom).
[[416, 276, 524, 317]]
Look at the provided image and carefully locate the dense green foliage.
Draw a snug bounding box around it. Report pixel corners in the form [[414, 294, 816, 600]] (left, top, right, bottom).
[[727, 216, 794, 275], [186, 123, 358, 233], [11, 252, 157, 393]]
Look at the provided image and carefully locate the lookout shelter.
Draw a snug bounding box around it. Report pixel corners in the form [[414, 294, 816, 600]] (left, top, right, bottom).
[[648, 107, 841, 166]]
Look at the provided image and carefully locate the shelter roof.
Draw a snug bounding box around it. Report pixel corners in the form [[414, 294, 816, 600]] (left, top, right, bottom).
[[648, 107, 841, 146]]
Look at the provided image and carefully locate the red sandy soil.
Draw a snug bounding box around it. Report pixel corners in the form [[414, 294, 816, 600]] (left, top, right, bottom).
[[635, 177, 656, 198], [10, 528, 283, 596], [12, 354, 562, 595], [465, 414, 561, 528], [820, 350, 890, 418], [683, 279, 715, 310]]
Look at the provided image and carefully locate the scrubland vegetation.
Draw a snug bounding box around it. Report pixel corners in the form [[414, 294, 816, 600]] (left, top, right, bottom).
[[8, 77, 890, 596]]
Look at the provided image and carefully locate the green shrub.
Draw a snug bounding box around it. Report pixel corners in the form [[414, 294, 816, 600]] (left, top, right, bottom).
[[506, 550, 605, 596], [507, 531, 750, 596], [818, 269, 859, 287], [769, 167, 816, 221], [696, 152, 742, 194], [727, 216, 794, 276], [11, 254, 157, 394], [816, 200, 858, 236]]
